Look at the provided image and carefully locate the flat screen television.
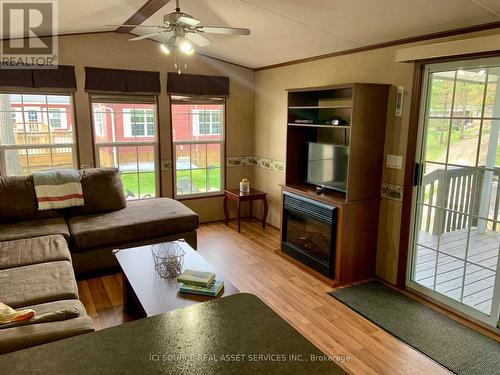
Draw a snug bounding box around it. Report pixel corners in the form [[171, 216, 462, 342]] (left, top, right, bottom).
[[306, 142, 348, 193]]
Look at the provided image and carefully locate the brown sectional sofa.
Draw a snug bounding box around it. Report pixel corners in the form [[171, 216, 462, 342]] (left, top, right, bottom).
[[0, 235, 94, 354], [0, 168, 199, 353], [0, 168, 199, 274]]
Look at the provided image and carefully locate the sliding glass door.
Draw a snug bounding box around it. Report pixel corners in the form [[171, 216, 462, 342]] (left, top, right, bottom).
[[408, 57, 500, 327]]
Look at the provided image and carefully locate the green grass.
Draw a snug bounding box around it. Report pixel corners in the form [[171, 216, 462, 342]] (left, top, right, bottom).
[[424, 121, 500, 165], [121, 171, 156, 199], [120, 169, 222, 198], [176, 168, 221, 195]]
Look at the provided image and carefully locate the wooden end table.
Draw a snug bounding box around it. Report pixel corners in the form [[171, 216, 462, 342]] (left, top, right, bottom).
[[223, 188, 268, 233]]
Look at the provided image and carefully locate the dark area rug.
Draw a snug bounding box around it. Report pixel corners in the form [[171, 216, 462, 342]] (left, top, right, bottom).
[[329, 281, 500, 375]]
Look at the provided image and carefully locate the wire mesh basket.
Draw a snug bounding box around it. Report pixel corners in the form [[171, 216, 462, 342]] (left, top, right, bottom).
[[151, 242, 185, 279]]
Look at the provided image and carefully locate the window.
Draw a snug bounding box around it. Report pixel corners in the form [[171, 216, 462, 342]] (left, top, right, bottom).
[[193, 109, 221, 136], [48, 109, 67, 129], [93, 111, 104, 136], [91, 97, 158, 200], [124, 108, 155, 137], [171, 97, 225, 198], [27, 110, 38, 122], [0, 93, 76, 176]]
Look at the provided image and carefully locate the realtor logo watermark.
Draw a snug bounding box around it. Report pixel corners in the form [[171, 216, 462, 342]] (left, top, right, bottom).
[[0, 0, 58, 68]]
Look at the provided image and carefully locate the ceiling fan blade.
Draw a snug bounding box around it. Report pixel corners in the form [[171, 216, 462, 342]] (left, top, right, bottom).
[[176, 16, 200, 27], [107, 24, 168, 28], [185, 32, 211, 47], [129, 31, 168, 41], [197, 26, 250, 35]]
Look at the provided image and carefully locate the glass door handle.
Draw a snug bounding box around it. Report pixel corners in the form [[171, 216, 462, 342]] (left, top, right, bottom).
[[412, 162, 422, 187]]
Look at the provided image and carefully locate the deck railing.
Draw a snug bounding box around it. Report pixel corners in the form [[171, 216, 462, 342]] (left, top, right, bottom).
[[422, 166, 500, 234]]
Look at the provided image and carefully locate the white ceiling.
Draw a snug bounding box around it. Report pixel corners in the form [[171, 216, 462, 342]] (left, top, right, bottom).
[[8, 0, 500, 68], [130, 0, 500, 68]]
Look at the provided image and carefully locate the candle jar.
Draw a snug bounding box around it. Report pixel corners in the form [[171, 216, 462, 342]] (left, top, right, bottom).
[[240, 179, 250, 193]]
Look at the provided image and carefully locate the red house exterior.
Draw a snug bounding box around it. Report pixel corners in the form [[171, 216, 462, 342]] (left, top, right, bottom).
[[9, 94, 223, 173]]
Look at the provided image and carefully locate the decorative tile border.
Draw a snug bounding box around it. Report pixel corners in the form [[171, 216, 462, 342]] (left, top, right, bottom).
[[226, 157, 248, 167], [272, 160, 285, 173], [226, 156, 285, 173], [259, 157, 273, 170], [381, 182, 403, 202], [247, 156, 260, 167]]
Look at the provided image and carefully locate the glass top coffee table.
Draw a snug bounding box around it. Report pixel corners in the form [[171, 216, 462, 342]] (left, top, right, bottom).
[[114, 240, 239, 317]]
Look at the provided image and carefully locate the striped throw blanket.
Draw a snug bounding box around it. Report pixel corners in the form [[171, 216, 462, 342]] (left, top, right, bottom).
[[0, 302, 35, 325], [32, 169, 84, 210]]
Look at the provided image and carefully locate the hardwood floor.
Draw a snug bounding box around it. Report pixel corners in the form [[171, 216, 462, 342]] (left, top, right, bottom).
[[78, 221, 451, 375]]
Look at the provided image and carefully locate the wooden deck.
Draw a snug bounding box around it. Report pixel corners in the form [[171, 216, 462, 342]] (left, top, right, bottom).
[[414, 229, 499, 315]]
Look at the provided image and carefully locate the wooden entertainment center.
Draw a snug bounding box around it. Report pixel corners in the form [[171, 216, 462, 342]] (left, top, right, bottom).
[[278, 83, 391, 286]]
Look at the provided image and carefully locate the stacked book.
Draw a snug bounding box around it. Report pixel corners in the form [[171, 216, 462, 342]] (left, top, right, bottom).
[[177, 269, 224, 297]]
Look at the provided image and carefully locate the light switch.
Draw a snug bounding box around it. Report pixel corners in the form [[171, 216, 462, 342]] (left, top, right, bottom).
[[386, 154, 403, 170]]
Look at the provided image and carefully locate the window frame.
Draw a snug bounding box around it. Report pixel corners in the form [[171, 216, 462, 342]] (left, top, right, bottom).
[[170, 97, 226, 200], [123, 108, 156, 138], [0, 92, 78, 176], [47, 108, 68, 129], [192, 109, 222, 136], [90, 95, 160, 201], [93, 110, 104, 137]]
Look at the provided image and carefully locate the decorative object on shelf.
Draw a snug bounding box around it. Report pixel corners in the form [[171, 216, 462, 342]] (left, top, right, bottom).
[[110, 0, 251, 74], [240, 178, 250, 193], [151, 241, 185, 278], [325, 116, 348, 126]]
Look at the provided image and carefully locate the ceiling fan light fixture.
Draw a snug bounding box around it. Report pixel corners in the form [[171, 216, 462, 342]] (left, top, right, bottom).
[[160, 43, 170, 54], [179, 40, 193, 54]]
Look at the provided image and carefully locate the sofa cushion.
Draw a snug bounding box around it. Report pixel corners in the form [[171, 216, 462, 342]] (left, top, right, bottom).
[[0, 316, 94, 354], [0, 175, 61, 223], [0, 261, 78, 308], [0, 175, 37, 223], [66, 168, 127, 216], [68, 198, 199, 252], [0, 235, 70, 270], [0, 217, 70, 243]]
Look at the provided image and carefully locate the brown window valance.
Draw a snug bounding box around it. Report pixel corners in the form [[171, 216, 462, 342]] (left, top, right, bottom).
[[85, 67, 161, 94], [167, 73, 229, 97], [0, 65, 76, 91]]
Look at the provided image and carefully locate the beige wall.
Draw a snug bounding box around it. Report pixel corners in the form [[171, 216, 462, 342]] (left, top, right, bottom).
[[56, 29, 500, 285], [252, 28, 500, 285], [57, 32, 254, 222]]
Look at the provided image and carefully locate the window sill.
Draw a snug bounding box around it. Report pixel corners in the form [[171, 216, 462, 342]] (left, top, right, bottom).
[[176, 193, 224, 201]]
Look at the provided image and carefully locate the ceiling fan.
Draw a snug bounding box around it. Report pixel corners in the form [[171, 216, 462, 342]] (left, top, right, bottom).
[[110, 0, 251, 55]]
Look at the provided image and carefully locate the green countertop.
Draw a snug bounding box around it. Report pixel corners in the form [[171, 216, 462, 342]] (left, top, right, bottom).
[[0, 293, 347, 374]]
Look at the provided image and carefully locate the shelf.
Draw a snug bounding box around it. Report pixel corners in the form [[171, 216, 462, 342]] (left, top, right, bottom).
[[288, 105, 352, 109], [288, 123, 350, 129]]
